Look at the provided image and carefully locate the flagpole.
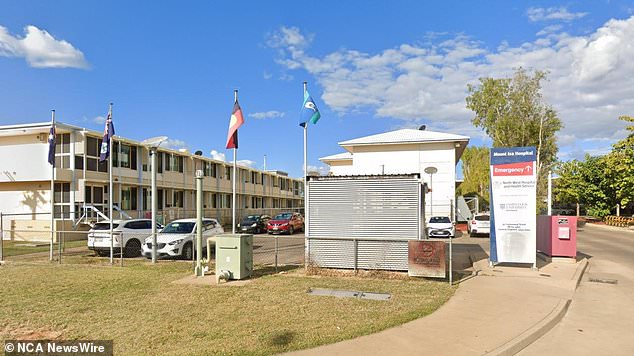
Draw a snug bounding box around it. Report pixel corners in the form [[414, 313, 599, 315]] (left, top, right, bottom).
[[50, 110, 55, 262], [232, 90, 238, 234], [303, 82, 308, 238], [108, 103, 114, 265]]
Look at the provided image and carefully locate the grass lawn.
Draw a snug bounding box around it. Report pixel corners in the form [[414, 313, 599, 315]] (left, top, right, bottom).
[[2, 240, 86, 257], [0, 261, 455, 355]]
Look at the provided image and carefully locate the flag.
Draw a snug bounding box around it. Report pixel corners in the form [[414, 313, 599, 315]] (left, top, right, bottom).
[[47, 123, 56, 166], [226, 100, 244, 149], [299, 91, 321, 127], [99, 110, 115, 162]]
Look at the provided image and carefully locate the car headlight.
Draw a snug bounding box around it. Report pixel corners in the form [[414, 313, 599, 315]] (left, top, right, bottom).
[[251, 223, 257, 227], [237, 223, 241, 227], [168, 239, 183, 246], [282, 223, 289, 227]]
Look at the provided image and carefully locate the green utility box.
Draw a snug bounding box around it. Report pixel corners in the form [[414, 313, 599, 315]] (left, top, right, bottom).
[[215, 234, 253, 280]]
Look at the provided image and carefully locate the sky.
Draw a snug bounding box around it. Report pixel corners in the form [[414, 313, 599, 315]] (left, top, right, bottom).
[[1, 1, 634, 178]]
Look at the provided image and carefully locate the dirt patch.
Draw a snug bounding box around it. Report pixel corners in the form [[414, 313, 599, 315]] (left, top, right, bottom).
[[0, 326, 63, 340], [303, 266, 413, 280]]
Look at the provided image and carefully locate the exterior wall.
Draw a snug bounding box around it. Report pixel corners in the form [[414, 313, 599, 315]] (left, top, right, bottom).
[[0, 123, 304, 233], [330, 142, 457, 218], [0, 134, 51, 183], [327, 160, 355, 176], [0, 181, 51, 218]]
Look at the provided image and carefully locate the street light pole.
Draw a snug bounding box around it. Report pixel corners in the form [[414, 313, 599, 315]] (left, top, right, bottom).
[[194, 151, 204, 277], [151, 148, 158, 263], [195, 170, 203, 276], [141, 135, 167, 264]]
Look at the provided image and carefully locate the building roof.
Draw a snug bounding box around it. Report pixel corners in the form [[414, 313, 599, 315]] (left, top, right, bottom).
[[319, 152, 353, 162], [338, 129, 469, 147]]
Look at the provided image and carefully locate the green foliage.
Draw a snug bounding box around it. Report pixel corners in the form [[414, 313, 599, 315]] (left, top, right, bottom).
[[604, 115, 634, 206], [554, 155, 615, 218], [457, 146, 490, 205], [466, 68, 563, 208]]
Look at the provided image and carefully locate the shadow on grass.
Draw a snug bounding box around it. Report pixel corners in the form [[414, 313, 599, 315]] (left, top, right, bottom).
[[269, 330, 296, 347], [252, 264, 301, 278]]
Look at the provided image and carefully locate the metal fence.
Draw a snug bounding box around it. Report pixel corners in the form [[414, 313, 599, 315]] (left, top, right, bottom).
[[0, 210, 303, 274]]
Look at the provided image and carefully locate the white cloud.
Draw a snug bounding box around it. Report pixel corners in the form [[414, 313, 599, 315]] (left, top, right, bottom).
[[0, 25, 88, 69], [237, 159, 255, 168], [92, 116, 106, 125], [268, 17, 634, 156], [210, 150, 226, 162], [307, 165, 329, 176], [163, 139, 188, 150], [249, 111, 285, 119], [263, 71, 272, 79], [527, 7, 588, 22]]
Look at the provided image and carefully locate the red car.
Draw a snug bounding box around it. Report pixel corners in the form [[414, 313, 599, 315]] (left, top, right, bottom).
[[267, 212, 304, 235]]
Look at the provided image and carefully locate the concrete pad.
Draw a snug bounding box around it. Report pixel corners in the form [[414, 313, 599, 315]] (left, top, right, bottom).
[[287, 256, 587, 356], [171, 274, 254, 287]]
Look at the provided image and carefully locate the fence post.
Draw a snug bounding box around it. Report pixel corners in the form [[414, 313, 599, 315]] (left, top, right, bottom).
[[275, 235, 278, 273], [0, 211, 4, 262], [353, 239, 358, 273]]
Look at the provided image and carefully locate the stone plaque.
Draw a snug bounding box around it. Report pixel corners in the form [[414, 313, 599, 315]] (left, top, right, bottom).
[[408, 240, 446, 278]]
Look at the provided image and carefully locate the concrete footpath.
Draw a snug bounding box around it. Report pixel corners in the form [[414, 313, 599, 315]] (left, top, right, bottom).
[[288, 243, 587, 356]]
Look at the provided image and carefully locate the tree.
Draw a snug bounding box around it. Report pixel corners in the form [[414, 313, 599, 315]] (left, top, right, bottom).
[[554, 156, 615, 218], [466, 68, 563, 207], [457, 146, 490, 205], [604, 115, 634, 208]]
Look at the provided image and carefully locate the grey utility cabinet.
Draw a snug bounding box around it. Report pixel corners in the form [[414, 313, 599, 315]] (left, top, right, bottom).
[[215, 234, 253, 280]]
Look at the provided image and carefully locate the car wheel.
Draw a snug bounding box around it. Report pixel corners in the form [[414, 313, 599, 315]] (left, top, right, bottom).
[[289, 226, 294, 235], [181, 242, 193, 260], [124, 239, 141, 258]]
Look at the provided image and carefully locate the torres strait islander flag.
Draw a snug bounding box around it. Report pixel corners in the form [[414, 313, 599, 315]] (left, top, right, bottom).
[[226, 100, 244, 149], [299, 91, 321, 127]]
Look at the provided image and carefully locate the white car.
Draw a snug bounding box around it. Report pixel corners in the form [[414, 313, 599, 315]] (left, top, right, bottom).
[[427, 216, 455, 238], [142, 218, 224, 260], [88, 219, 158, 257], [468, 213, 490, 237]]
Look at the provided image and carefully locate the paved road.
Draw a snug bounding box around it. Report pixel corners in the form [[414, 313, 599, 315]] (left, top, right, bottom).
[[520, 224, 634, 355]]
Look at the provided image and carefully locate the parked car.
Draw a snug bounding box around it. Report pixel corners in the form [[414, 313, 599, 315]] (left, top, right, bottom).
[[88, 219, 160, 258], [468, 213, 490, 237], [427, 216, 455, 238], [237, 214, 270, 234], [267, 212, 304, 235], [141, 218, 224, 259]]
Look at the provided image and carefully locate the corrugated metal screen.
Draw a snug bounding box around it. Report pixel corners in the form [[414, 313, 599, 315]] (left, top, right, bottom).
[[306, 175, 421, 271], [308, 176, 421, 239]]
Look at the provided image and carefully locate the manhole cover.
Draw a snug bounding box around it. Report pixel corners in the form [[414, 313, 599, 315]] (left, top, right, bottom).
[[588, 278, 618, 285], [308, 288, 391, 301]]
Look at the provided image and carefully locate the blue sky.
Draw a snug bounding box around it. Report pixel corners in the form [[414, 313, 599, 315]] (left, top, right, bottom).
[[1, 1, 634, 178]]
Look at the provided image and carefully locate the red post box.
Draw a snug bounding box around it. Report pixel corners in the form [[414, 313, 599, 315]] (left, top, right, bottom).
[[537, 216, 577, 258]]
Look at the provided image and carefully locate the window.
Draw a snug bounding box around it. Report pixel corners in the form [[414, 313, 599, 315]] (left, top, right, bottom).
[[121, 187, 138, 210], [225, 166, 231, 180], [53, 183, 71, 218], [54, 133, 71, 169], [158, 152, 164, 173], [85, 136, 108, 173], [158, 189, 164, 209], [74, 155, 84, 170], [173, 191, 184, 208], [211, 193, 217, 208]]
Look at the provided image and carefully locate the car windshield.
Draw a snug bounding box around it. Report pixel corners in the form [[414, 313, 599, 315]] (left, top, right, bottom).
[[161, 222, 195, 233], [92, 223, 120, 230], [241, 216, 259, 223], [475, 215, 490, 221], [429, 217, 451, 223], [273, 213, 293, 220]]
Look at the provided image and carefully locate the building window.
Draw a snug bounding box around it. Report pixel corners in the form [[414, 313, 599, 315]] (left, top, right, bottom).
[[225, 166, 231, 180], [85, 136, 109, 173], [173, 191, 184, 208], [53, 182, 71, 218]]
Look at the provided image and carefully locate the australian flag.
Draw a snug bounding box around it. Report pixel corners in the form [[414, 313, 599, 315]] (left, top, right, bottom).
[[99, 110, 115, 162], [47, 123, 56, 166]]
